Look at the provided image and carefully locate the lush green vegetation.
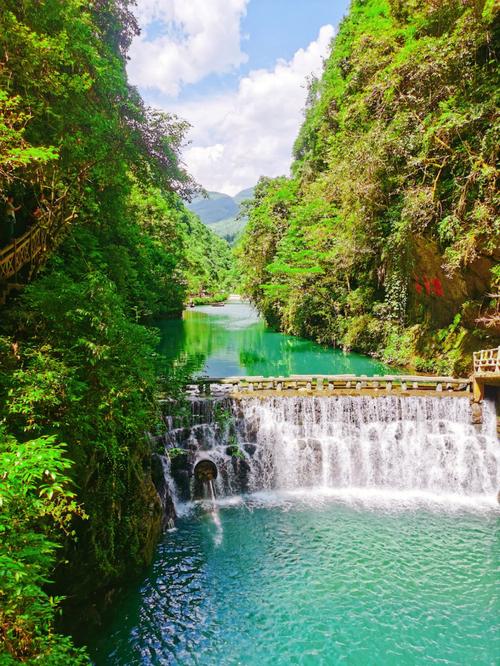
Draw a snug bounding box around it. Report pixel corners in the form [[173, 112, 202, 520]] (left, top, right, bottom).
[[239, 0, 499, 374], [0, 0, 233, 662], [1, 0, 498, 661], [0, 431, 88, 664]]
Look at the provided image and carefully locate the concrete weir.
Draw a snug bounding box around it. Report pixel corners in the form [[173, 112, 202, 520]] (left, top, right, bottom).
[[156, 350, 500, 506], [159, 393, 500, 504], [186, 374, 472, 399]]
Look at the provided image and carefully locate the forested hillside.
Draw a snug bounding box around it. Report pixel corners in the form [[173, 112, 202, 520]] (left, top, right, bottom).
[[239, 0, 499, 374], [188, 187, 255, 244], [0, 1, 232, 662], [188, 191, 239, 225]]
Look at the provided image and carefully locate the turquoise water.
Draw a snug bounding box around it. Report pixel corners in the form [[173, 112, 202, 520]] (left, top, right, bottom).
[[156, 302, 394, 377], [88, 304, 499, 665], [90, 494, 499, 665]]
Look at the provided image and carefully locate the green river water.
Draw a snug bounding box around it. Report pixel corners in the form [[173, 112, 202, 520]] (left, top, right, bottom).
[[90, 495, 499, 665], [88, 303, 499, 665], [156, 302, 394, 378]]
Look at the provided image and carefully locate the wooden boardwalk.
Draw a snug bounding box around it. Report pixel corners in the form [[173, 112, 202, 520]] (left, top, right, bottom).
[[0, 208, 73, 304]]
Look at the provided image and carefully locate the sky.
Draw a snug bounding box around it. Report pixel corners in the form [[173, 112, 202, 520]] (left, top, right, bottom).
[[127, 0, 351, 195]]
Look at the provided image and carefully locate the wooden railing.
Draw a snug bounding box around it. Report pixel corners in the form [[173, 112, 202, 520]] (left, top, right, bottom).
[[473, 347, 500, 376], [0, 209, 73, 301], [0, 223, 49, 281], [186, 374, 471, 397]]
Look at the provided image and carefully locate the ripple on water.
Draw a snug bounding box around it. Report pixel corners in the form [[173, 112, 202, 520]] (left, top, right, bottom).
[[91, 495, 500, 666]]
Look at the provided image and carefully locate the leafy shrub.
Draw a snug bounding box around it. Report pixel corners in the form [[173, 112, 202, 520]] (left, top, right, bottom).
[[0, 431, 87, 664]]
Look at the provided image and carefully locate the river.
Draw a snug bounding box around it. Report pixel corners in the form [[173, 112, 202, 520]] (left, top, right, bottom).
[[90, 498, 499, 665], [156, 301, 395, 378], [88, 303, 500, 665]]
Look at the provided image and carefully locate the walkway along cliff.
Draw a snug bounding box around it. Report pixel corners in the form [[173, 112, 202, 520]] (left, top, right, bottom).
[[0, 200, 74, 304]]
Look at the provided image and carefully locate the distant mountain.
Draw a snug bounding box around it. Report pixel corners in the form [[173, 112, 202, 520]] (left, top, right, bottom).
[[233, 187, 255, 207], [187, 191, 238, 226], [186, 187, 255, 245]]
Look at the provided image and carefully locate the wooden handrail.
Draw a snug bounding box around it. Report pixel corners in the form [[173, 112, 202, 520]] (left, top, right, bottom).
[[0, 224, 45, 280], [473, 347, 500, 375], [0, 211, 73, 284]]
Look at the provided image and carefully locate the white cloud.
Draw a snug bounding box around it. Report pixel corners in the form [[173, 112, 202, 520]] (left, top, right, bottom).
[[128, 0, 249, 96], [173, 25, 335, 194]]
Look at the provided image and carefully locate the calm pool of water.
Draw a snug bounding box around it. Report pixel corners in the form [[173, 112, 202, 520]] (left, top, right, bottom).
[[156, 302, 394, 377], [89, 494, 499, 665]]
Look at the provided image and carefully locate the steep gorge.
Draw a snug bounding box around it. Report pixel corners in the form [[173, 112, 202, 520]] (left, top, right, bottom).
[[0, 1, 234, 662], [239, 0, 499, 374]]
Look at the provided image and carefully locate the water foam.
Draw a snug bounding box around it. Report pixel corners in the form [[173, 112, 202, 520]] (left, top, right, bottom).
[[164, 395, 500, 508]]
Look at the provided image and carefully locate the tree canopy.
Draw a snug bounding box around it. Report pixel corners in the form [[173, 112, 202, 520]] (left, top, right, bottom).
[[239, 0, 499, 374], [0, 1, 234, 662]]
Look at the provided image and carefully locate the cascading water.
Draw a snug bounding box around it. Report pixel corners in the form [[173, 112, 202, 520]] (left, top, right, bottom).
[[239, 396, 499, 498], [91, 391, 500, 665], [161, 394, 500, 507]]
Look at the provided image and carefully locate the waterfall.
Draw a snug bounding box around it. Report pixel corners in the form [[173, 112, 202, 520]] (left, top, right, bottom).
[[161, 395, 500, 506], [151, 452, 179, 527]]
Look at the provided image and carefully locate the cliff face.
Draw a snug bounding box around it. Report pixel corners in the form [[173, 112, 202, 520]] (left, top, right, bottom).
[[239, 0, 499, 373], [410, 237, 499, 328]]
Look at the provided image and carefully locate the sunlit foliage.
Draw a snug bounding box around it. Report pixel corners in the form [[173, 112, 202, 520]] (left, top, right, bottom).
[[239, 0, 499, 374], [0, 0, 234, 661]]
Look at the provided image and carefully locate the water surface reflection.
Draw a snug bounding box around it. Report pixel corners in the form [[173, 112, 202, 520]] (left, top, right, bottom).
[[156, 302, 394, 377]]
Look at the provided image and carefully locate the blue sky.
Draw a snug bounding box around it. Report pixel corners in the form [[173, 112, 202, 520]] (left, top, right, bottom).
[[128, 0, 350, 194], [242, 0, 348, 71]]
